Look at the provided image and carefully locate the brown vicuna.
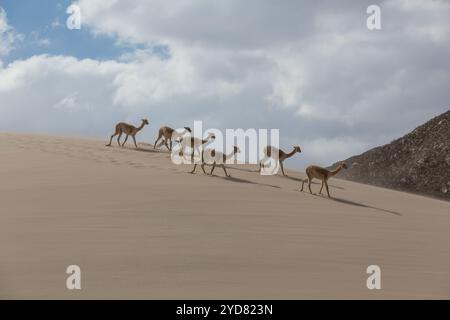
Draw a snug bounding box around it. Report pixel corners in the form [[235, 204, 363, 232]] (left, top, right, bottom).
[[209, 146, 241, 177], [301, 162, 348, 198], [190, 146, 240, 177], [106, 119, 149, 148], [259, 145, 301, 176], [179, 132, 216, 161], [154, 126, 191, 151]]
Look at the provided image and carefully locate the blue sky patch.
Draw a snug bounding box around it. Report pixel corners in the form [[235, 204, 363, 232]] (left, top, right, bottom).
[[1, 0, 139, 63]]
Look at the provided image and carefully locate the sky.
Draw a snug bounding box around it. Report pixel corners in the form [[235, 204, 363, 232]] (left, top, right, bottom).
[[0, 0, 449, 169]]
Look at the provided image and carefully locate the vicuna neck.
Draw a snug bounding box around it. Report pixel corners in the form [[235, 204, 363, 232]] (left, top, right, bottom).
[[203, 136, 213, 143], [286, 148, 297, 158], [224, 150, 237, 162], [137, 121, 146, 131], [329, 165, 343, 177]]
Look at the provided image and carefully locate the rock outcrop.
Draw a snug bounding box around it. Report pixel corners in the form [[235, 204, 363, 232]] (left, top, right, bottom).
[[332, 110, 450, 200]]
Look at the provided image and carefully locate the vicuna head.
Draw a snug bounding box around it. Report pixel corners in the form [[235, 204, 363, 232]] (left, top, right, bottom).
[[142, 119, 150, 125], [293, 145, 302, 153]]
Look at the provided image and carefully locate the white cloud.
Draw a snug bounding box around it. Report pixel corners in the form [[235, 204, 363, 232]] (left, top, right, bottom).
[[302, 137, 370, 167], [0, 52, 260, 140], [0, 7, 23, 56], [51, 18, 62, 29], [29, 31, 51, 47]]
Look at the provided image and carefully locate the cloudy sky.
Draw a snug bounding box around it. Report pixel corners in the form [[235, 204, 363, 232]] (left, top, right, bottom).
[[0, 0, 449, 168]]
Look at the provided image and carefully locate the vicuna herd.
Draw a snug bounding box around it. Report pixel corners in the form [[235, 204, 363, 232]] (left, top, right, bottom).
[[106, 119, 347, 197]]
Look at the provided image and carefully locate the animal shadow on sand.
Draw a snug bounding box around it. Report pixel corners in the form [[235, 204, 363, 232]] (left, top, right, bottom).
[[230, 169, 346, 191], [112, 145, 160, 154], [211, 174, 281, 189], [188, 164, 280, 188], [227, 166, 259, 173], [303, 191, 402, 216]]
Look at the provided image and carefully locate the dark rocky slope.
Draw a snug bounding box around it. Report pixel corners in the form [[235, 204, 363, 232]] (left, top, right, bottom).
[[331, 110, 450, 200]]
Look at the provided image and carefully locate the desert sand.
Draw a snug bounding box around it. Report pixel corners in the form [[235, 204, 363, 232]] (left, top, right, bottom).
[[0, 132, 449, 299]]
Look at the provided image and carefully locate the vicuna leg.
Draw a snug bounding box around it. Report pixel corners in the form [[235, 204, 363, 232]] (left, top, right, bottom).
[[132, 135, 138, 148], [222, 165, 230, 177], [107, 131, 118, 146], [280, 161, 286, 176], [154, 133, 162, 149], [319, 181, 324, 194], [164, 140, 170, 151], [210, 163, 216, 175], [190, 164, 198, 174], [308, 178, 313, 194], [325, 181, 331, 198], [201, 164, 207, 175], [122, 134, 129, 146], [117, 133, 123, 146]]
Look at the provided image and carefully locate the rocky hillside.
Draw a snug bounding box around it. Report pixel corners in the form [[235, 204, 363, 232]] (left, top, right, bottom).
[[331, 110, 450, 200]]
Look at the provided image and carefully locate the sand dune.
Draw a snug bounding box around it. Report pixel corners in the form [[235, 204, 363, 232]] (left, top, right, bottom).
[[0, 132, 449, 299]]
